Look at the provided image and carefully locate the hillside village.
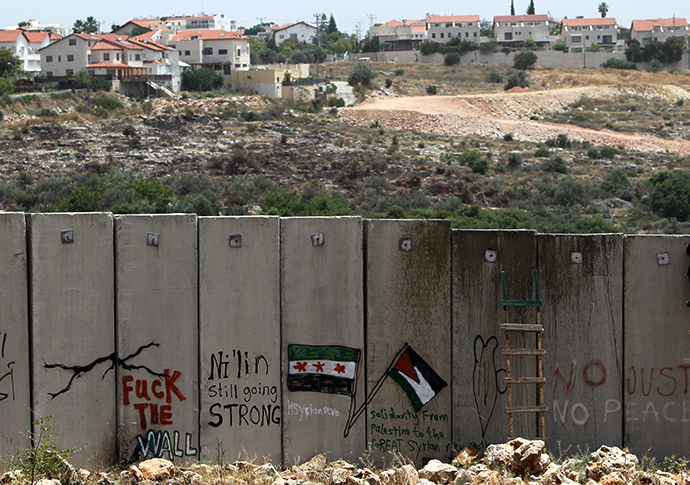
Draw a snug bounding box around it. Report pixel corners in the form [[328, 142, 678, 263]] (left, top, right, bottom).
[[0, 8, 689, 98]]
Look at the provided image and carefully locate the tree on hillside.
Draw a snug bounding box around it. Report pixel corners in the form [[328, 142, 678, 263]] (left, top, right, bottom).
[[510, 0, 516, 15], [480, 19, 494, 37], [181, 67, 224, 92], [0, 48, 20, 77], [598, 2, 609, 18], [526, 0, 535, 15], [73, 16, 99, 33], [513, 49, 538, 69], [327, 14, 338, 35]]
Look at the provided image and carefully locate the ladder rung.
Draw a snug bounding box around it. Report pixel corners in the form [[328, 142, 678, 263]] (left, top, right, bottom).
[[502, 300, 542, 307], [504, 377, 546, 384], [502, 349, 546, 356], [505, 406, 549, 413], [501, 324, 543, 332]]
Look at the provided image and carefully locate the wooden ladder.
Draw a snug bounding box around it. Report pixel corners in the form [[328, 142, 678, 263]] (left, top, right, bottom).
[[501, 270, 547, 440]]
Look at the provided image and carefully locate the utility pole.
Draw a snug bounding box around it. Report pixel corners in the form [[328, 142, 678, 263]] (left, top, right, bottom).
[[367, 14, 376, 28]]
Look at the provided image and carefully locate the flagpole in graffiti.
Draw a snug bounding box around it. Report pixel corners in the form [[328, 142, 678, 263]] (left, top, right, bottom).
[[343, 343, 447, 437]]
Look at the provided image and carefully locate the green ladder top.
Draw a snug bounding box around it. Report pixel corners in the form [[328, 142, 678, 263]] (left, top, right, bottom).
[[502, 270, 542, 307]]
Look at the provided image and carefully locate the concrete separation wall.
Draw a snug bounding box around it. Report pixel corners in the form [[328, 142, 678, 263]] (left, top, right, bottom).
[[281, 217, 365, 465], [29, 213, 116, 468], [623, 235, 690, 458], [0, 214, 29, 464], [365, 219, 452, 466], [199, 216, 281, 462], [540, 234, 623, 451], [115, 215, 198, 463], [8, 215, 690, 466], [452, 230, 538, 448]]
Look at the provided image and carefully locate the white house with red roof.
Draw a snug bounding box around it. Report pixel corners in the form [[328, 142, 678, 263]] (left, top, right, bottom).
[[271, 22, 318, 44], [630, 18, 689, 46], [121, 14, 235, 34], [0, 30, 61, 74], [368, 19, 426, 51], [39, 33, 182, 92], [168, 29, 249, 88], [425, 14, 481, 45], [561, 18, 619, 52], [493, 14, 550, 48]]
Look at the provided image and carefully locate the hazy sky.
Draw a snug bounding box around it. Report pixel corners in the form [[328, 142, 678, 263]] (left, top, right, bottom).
[[3, 0, 689, 38]]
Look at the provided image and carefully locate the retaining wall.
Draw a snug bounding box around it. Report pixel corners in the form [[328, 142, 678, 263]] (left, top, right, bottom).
[[1, 214, 689, 468]]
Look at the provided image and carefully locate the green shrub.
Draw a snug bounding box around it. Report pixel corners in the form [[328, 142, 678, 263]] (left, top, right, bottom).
[[444, 52, 461, 66], [486, 71, 503, 83], [503, 133, 513, 141], [587, 148, 600, 159], [37, 108, 57, 117], [600, 146, 617, 159], [426, 85, 438, 95], [647, 59, 663, 73], [552, 43, 568, 52], [535, 147, 549, 157], [181, 67, 224, 91], [513, 49, 538, 70], [348, 64, 377, 87], [142, 101, 154, 115], [393, 68, 405, 76], [89, 77, 111, 91], [93, 96, 123, 110], [507, 153, 522, 168], [601, 58, 638, 70], [542, 156, 567, 173], [523, 38, 537, 50], [647, 171, 690, 221], [504, 70, 529, 90], [385, 78, 393, 88]]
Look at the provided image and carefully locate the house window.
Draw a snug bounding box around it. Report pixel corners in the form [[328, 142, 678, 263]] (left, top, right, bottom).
[[586, 35, 590, 40], [214, 64, 221, 70], [67, 54, 74, 61], [69, 38, 77, 46], [202, 47, 213, 55], [446, 23, 452, 27], [218, 49, 228, 54], [185, 50, 190, 56], [602, 35, 612, 43], [236, 48, 241, 57], [104, 53, 110, 61], [431, 33, 436, 38], [465, 32, 469, 37], [279, 34, 284, 39], [504, 33, 513, 40], [46, 55, 53, 62], [571, 34, 582, 43], [58, 55, 61, 62], [65, 69, 73, 76], [290, 33, 297, 39], [235, 63, 240, 68], [224, 65, 231, 74], [135, 54, 141, 60], [46, 71, 52, 77], [474, 32, 477, 37], [440, 33, 444, 38]]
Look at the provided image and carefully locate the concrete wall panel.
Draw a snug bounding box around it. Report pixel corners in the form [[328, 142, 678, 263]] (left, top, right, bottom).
[[199, 216, 281, 462], [623, 235, 690, 458], [0, 214, 29, 466], [115, 215, 198, 463], [539, 234, 623, 450], [365, 220, 452, 466], [452, 230, 538, 449], [281, 217, 364, 464], [29, 213, 115, 468]]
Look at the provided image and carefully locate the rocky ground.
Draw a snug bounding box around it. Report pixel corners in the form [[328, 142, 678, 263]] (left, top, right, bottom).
[[2, 439, 685, 485]]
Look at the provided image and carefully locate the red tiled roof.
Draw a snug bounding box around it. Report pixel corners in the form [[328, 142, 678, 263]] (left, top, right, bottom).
[[87, 62, 132, 68], [170, 29, 247, 41], [0, 30, 23, 42], [128, 38, 173, 51], [632, 18, 688, 32], [494, 14, 549, 23], [272, 21, 315, 32], [92, 42, 123, 50], [24, 32, 50, 43], [562, 17, 617, 27], [426, 14, 480, 23]]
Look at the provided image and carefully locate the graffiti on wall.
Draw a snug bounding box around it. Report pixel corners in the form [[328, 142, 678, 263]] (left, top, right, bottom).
[[472, 335, 507, 437], [0, 331, 15, 402], [552, 360, 616, 426], [206, 349, 281, 428], [44, 341, 197, 460]]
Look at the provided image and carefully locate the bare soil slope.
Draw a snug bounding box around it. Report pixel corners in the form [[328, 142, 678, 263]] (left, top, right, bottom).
[[341, 85, 690, 154]]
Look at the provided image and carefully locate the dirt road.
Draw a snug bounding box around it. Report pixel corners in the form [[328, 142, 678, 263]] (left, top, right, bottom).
[[341, 85, 690, 154]]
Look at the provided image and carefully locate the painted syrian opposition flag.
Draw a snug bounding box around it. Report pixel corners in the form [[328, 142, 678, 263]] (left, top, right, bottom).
[[388, 344, 447, 412], [288, 345, 361, 396]]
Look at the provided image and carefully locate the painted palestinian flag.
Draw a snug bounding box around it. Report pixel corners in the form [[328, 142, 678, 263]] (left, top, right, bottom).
[[288, 345, 361, 396], [388, 344, 447, 412]]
